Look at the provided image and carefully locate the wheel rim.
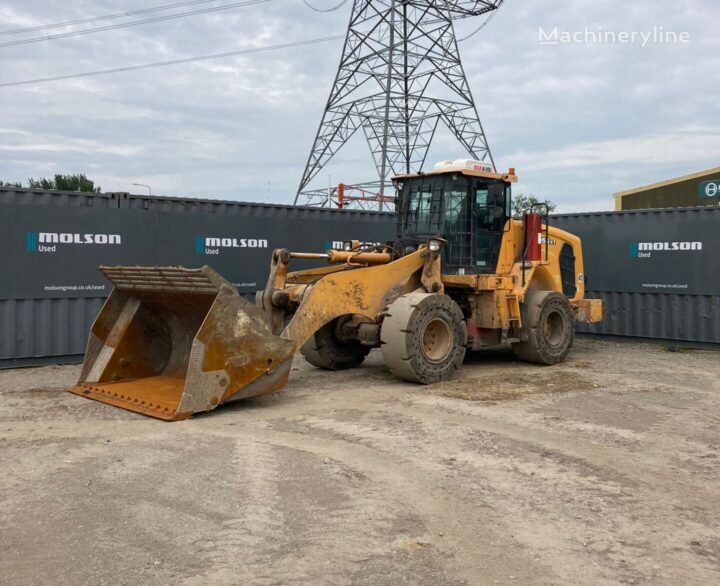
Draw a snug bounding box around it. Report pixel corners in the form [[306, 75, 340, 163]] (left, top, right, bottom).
[[543, 309, 566, 348], [421, 317, 453, 363]]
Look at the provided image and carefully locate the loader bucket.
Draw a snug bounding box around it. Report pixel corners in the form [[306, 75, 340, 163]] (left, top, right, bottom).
[[70, 266, 295, 420]]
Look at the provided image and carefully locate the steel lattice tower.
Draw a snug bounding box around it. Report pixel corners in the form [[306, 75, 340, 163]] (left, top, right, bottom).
[[294, 0, 503, 209]]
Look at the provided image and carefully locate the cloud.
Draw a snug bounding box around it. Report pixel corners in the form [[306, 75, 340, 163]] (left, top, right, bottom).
[[0, 130, 142, 155], [511, 132, 720, 171], [0, 0, 717, 211]]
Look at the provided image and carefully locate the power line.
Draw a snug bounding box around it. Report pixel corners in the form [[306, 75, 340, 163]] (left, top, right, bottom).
[[0, 35, 345, 88], [298, 0, 500, 40], [301, 0, 350, 13], [457, 0, 504, 42], [0, 0, 273, 49], [0, 0, 232, 36]]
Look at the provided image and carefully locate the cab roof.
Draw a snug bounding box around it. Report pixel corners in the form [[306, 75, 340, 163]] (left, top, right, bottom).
[[393, 168, 518, 184], [393, 159, 517, 184]]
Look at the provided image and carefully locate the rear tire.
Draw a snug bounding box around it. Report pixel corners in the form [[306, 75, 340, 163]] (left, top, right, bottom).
[[381, 292, 466, 384], [300, 317, 370, 370], [512, 291, 574, 365]]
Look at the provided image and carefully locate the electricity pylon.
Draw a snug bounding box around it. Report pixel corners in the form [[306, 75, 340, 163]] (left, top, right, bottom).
[[294, 0, 503, 209]]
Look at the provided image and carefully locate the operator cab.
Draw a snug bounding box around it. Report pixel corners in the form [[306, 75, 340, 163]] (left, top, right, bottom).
[[393, 159, 517, 275]]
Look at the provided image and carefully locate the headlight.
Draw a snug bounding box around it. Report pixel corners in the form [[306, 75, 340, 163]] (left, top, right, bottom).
[[343, 240, 353, 252], [427, 239, 442, 252]]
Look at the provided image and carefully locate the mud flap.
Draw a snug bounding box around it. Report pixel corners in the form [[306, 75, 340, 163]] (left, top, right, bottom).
[[70, 266, 295, 420]]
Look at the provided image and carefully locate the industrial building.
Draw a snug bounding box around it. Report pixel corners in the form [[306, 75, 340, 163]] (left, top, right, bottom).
[[614, 166, 720, 210]]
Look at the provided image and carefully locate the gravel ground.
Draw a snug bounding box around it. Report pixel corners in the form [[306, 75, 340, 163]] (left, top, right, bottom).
[[1, 338, 719, 585]]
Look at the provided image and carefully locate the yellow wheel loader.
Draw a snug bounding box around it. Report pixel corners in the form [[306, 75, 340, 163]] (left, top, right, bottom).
[[71, 160, 603, 420]]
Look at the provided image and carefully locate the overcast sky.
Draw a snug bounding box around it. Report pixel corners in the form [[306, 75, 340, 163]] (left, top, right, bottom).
[[0, 0, 718, 212]]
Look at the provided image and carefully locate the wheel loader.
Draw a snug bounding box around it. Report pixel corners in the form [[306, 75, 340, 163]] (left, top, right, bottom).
[[71, 160, 603, 420]]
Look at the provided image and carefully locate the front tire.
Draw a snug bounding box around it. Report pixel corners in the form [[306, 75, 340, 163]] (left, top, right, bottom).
[[300, 317, 370, 370], [512, 291, 574, 365], [381, 292, 467, 384]]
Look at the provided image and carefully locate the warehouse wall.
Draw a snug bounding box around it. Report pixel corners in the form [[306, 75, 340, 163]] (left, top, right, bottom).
[[0, 187, 396, 367]]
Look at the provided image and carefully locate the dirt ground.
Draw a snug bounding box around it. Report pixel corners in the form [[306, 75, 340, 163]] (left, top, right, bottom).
[[1, 338, 719, 585]]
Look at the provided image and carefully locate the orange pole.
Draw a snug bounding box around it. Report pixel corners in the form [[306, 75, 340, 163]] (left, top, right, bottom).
[[337, 183, 345, 208]]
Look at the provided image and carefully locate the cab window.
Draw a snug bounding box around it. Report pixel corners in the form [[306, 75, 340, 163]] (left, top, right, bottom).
[[401, 178, 442, 235]]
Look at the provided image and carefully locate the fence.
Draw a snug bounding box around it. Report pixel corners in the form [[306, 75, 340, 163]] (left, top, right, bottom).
[[553, 206, 720, 347], [0, 187, 395, 367], [3, 189, 717, 367]]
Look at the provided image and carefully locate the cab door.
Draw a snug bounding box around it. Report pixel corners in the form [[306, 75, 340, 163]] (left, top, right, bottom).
[[472, 180, 508, 273]]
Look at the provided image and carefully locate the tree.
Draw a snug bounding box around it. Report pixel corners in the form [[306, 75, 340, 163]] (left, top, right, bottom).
[[26, 173, 101, 193], [512, 193, 556, 219], [1, 175, 101, 192]]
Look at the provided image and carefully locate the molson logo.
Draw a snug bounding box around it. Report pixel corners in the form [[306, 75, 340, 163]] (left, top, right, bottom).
[[196, 236, 268, 255], [323, 240, 384, 251], [630, 241, 702, 258], [26, 231, 121, 253]]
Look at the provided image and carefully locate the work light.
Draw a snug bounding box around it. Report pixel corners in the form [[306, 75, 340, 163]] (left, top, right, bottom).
[[427, 238, 442, 252]]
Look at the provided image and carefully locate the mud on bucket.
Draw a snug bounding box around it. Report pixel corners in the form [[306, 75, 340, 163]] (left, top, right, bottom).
[[71, 266, 295, 420]]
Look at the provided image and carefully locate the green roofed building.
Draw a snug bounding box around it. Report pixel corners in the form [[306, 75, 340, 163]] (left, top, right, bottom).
[[614, 166, 720, 210]]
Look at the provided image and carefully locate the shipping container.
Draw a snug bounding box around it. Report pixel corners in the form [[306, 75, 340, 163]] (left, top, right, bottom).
[[0, 187, 395, 367], [4, 188, 718, 367], [553, 206, 720, 347]]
